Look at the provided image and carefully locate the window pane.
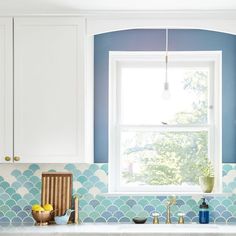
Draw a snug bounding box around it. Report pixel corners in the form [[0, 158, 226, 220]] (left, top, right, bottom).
[[120, 66, 209, 125], [120, 130, 208, 190]]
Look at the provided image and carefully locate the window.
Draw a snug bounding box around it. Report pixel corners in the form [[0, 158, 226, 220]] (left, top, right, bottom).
[[109, 51, 222, 193]]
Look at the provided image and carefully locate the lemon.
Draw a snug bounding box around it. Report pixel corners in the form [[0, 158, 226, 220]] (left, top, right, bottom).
[[33, 206, 45, 212], [43, 203, 53, 211], [32, 204, 41, 211], [36, 206, 45, 212]]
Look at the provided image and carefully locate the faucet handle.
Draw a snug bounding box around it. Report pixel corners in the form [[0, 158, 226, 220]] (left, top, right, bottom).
[[177, 212, 185, 224], [152, 212, 160, 224]]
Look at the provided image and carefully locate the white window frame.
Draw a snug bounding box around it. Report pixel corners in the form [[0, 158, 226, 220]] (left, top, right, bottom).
[[109, 51, 222, 194]]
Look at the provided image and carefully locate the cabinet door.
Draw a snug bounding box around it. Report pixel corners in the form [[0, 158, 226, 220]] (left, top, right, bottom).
[[0, 18, 13, 163], [14, 17, 89, 163]]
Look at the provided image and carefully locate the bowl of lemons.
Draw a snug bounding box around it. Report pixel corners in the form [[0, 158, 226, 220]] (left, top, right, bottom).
[[31, 203, 54, 226]]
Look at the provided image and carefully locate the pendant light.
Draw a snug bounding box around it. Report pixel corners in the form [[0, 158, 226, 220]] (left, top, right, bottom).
[[162, 29, 171, 100]]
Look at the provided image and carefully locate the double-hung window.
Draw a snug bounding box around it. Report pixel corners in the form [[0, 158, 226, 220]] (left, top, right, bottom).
[[109, 51, 222, 193]]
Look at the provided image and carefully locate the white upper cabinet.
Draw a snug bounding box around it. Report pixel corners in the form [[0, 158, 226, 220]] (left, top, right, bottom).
[[13, 17, 92, 163], [0, 18, 13, 163]]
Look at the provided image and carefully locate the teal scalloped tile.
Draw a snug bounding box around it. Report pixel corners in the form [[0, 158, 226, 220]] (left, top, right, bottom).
[[0, 163, 235, 224], [222, 199, 233, 207], [89, 165, 99, 173], [137, 211, 149, 218], [150, 199, 161, 206], [89, 176, 100, 183], [16, 199, 29, 208], [35, 182, 41, 189], [101, 186, 108, 193], [82, 193, 94, 202], [5, 199, 16, 208], [126, 211, 136, 218], [119, 196, 130, 201], [23, 170, 33, 178], [227, 205, 236, 214], [78, 199, 88, 208], [28, 164, 40, 173], [64, 163, 76, 171], [23, 217, 34, 223], [0, 193, 10, 201], [5, 187, 16, 196], [95, 205, 106, 214], [210, 199, 221, 209], [0, 186, 6, 194], [11, 182, 21, 190], [11, 193, 21, 202], [101, 199, 112, 207], [29, 188, 39, 195], [33, 194, 40, 202], [113, 198, 124, 207], [156, 205, 166, 214], [11, 170, 21, 178], [23, 182, 34, 189], [0, 205, 10, 212], [78, 176, 87, 183], [23, 193, 35, 202], [79, 211, 88, 220], [223, 165, 233, 172], [5, 211, 16, 219], [29, 199, 39, 205], [138, 198, 149, 207], [29, 176, 40, 184], [83, 170, 93, 178], [18, 176, 27, 184], [83, 181, 93, 190], [143, 196, 155, 201], [223, 186, 232, 193], [184, 199, 196, 208], [78, 188, 88, 195], [95, 182, 106, 189], [120, 205, 130, 213], [0, 181, 10, 189], [89, 211, 100, 219], [101, 164, 108, 173], [132, 205, 143, 213]]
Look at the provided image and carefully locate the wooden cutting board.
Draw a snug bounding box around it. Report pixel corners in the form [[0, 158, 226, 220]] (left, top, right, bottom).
[[41, 172, 73, 216]]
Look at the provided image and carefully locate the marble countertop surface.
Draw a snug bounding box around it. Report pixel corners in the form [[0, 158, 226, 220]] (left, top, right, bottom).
[[1, 223, 236, 235]]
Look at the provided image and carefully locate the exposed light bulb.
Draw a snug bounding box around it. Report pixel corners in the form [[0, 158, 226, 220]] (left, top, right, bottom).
[[162, 81, 171, 100]]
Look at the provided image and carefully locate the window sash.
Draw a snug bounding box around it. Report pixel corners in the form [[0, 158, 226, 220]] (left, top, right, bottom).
[[117, 63, 213, 126], [115, 128, 210, 193], [109, 51, 222, 194]]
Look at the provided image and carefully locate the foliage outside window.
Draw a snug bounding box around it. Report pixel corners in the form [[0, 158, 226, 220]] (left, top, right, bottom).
[[109, 51, 222, 193]]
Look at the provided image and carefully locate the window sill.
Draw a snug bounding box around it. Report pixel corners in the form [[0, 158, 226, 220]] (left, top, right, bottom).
[[100, 192, 230, 197]]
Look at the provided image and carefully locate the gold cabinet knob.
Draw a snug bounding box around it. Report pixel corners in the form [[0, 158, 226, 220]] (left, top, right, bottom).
[[14, 156, 20, 162], [5, 156, 11, 162]]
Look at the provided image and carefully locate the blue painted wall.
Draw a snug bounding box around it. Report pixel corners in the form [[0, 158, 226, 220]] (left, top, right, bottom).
[[94, 29, 236, 163]]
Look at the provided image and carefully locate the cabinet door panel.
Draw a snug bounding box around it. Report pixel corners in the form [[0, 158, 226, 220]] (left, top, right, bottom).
[[0, 18, 13, 163], [14, 17, 86, 163]]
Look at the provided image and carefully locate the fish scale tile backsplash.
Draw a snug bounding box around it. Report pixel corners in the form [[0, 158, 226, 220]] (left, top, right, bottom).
[[0, 163, 236, 225]]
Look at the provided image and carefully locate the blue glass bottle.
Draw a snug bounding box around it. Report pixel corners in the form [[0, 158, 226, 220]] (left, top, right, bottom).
[[199, 198, 209, 224]]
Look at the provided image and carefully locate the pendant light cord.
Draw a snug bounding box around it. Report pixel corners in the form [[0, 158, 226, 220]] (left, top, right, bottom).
[[165, 29, 168, 84]]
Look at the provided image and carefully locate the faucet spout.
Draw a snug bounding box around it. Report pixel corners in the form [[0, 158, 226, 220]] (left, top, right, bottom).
[[165, 196, 176, 224]]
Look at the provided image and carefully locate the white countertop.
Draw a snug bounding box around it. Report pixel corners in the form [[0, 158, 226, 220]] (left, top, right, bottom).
[[1, 223, 236, 235]]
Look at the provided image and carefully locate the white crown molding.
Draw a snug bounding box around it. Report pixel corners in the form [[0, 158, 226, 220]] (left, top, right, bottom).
[[0, 9, 236, 18], [1, 10, 236, 36], [83, 10, 236, 36]]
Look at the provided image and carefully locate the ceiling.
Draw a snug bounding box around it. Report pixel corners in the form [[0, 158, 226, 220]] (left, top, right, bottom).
[[1, 0, 236, 14]]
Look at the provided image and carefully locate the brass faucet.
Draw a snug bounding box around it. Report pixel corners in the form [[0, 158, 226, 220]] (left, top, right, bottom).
[[165, 196, 176, 224]]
